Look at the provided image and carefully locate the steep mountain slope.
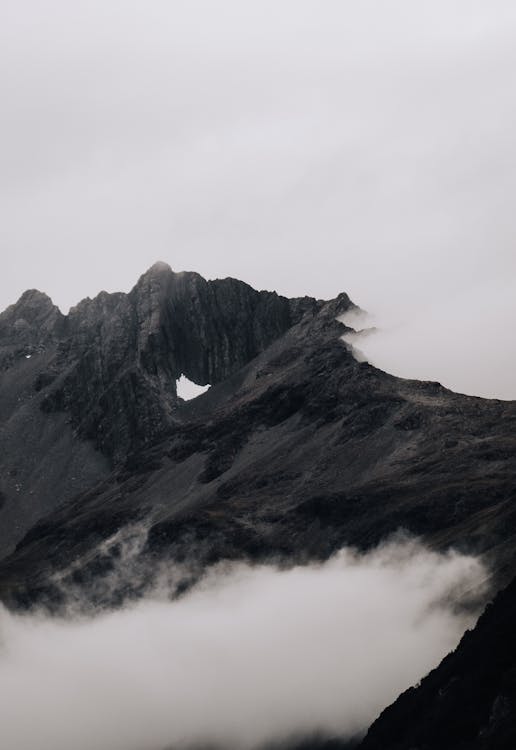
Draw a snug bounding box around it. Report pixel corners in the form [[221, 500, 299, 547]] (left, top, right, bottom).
[[0, 262, 314, 556], [2, 263, 516, 749], [0, 290, 109, 555], [0, 267, 515, 610]]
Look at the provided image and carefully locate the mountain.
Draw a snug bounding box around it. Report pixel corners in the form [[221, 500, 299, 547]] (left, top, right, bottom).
[[0, 263, 516, 745], [0, 262, 317, 557]]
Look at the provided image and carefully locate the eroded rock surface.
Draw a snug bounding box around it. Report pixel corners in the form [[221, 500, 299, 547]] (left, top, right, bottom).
[[0, 263, 324, 554], [1, 263, 516, 749], [1, 273, 515, 611]]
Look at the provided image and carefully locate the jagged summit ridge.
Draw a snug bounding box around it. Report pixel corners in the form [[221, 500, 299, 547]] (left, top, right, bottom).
[[1, 265, 516, 750], [0, 266, 335, 454], [35, 265, 329, 461], [0, 266, 350, 555], [0, 289, 64, 353]]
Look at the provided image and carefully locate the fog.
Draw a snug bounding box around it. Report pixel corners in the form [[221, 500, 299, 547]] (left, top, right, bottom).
[[342, 276, 516, 399], [0, 540, 487, 750], [1, 1, 516, 398]]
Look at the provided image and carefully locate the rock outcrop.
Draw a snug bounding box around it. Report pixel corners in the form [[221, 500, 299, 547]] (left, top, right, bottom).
[[1, 264, 516, 750], [0, 289, 64, 365], [1, 270, 515, 613], [0, 263, 326, 555], [41, 262, 320, 461]]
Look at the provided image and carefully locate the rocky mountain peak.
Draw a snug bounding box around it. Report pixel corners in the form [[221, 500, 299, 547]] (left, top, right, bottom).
[[0, 268, 336, 464], [1, 288, 60, 322], [12, 287, 54, 308], [144, 259, 174, 275], [0, 267, 355, 556], [1, 266, 516, 750], [0, 289, 64, 355]]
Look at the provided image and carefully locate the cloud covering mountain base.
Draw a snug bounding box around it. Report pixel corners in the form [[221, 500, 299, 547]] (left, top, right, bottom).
[[0, 539, 488, 750]]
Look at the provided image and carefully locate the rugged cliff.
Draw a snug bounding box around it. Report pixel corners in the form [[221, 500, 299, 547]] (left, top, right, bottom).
[[39, 262, 317, 461], [0, 266, 515, 611], [0, 262, 320, 555], [1, 264, 516, 749]]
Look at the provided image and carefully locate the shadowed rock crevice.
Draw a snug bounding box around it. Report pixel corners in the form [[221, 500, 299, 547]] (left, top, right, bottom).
[[1, 265, 516, 750], [1, 276, 515, 615], [0, 265, 337, 556], [38, 263, 324, 461]]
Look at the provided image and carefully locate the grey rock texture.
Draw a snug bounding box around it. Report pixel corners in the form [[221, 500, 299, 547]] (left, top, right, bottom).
[[0, 289, 64, 364], [0, 263, 322, 555], [42, 262, 317, 461], [1, 263, 516, 748], [0, 289, 108, 556], [0, 275, 515, 611]]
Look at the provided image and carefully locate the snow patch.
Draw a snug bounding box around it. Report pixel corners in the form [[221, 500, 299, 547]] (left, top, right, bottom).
[[176, 375, 210, 401]]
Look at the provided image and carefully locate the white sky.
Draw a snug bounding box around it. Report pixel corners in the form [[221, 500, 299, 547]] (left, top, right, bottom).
[[176, 375, 210, 401], [1, 1, 515, 397]]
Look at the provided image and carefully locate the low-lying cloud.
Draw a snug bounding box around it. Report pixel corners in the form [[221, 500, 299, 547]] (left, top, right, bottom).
[[0, 539, 488, 750]]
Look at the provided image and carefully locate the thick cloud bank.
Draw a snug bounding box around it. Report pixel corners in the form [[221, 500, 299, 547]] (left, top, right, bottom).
[[0, 540, 487, 750]]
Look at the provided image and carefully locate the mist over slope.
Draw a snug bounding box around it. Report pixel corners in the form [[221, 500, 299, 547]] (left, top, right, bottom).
[[360, 559, 516, 750], [2, 1, 516, 746], [0, 265, 515, 750], [0, 540, 487, 750]]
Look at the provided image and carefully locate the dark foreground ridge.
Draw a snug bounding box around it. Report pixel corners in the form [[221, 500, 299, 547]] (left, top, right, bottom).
[[0, 263, 516, 749]]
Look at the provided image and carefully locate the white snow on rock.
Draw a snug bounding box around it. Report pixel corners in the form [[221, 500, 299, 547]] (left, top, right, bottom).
[[176, 375, 210, 401]]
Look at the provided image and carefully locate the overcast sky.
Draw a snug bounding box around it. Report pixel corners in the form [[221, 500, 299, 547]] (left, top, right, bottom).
[[1, 1, 515, 397]]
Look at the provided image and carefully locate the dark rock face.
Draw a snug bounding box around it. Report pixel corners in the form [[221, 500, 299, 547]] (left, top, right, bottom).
[[1, 263, 516, 750], [1, 274, 515, 612], [0, 263, 325, 555], [41, 263, 318, 461], [0, 290, 109, 556], [0, 289, 64, 367]]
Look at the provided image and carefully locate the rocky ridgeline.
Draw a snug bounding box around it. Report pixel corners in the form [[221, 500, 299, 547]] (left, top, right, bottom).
[[1, 263, 516, 750], [0, 264, 332, 554], [1, 262, 321, 462], [0, 289, 65, 362]]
